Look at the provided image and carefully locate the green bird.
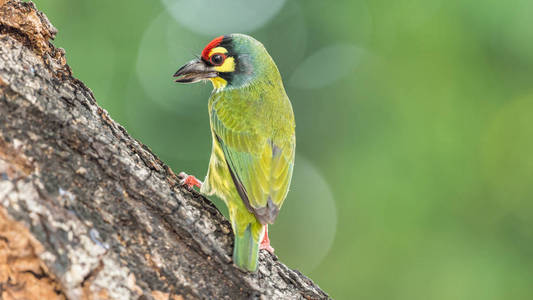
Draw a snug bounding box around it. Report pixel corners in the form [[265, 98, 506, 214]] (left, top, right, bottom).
[[173, 34, 295, 271]]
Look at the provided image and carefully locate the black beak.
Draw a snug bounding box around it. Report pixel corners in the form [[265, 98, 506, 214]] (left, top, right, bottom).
[[173, 58, 218, 83]]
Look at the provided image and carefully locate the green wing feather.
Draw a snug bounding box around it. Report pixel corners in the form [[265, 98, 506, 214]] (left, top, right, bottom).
[[209, 88, 295, 224]]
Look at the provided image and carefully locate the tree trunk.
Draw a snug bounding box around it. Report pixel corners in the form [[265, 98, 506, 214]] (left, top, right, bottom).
[[0, 1, 329, 299]]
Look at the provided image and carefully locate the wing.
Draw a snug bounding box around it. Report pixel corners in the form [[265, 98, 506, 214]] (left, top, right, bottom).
[[210, 91, 295, 225]]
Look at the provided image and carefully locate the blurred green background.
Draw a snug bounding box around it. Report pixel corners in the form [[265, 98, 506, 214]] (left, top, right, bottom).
[[35, 0, 533, 298]]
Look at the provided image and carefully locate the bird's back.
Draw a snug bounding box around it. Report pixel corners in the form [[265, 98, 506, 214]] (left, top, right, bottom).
[[206, 80, 295, 224]]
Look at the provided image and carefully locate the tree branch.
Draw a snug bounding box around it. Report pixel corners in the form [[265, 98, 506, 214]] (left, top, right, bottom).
[[0, 1, 329, 299]]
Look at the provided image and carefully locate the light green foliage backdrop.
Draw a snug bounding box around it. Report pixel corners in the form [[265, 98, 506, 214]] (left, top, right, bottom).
[[36, 0, 533, 298]]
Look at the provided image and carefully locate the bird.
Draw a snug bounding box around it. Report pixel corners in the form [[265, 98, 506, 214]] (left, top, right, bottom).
[[173, 34, 295, 272]]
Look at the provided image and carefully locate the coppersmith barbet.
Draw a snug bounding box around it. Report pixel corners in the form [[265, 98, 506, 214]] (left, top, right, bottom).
[[173, 34, 295, 271]]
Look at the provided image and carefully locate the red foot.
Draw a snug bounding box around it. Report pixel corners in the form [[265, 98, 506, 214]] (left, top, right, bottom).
[[179, 172, 202, 190], [259, 225, 275, 253]]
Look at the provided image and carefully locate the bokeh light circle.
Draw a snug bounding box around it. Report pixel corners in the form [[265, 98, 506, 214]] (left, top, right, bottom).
[[135, 11, 211, 115], [132, 11, 214, 162], [161, 0, 287, 36], [289, 44, 365, 89], [271, 155, 337, 274], [252, 1, 308, 77]]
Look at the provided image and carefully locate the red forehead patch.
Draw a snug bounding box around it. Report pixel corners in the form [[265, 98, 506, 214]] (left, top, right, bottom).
[[201, 36, 224, 61]]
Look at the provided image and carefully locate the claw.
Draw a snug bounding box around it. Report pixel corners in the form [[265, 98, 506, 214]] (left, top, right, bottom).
[[179, 172, 202, 190]]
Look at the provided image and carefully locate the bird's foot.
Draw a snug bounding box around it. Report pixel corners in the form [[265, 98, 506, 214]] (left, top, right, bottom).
[[260, 241, 275, 253], [178, 172, 202, 190], [259, 226, 275, 253]]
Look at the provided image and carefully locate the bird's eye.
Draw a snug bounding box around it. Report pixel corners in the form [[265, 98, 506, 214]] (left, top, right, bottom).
[[210, 54, 225, 65]]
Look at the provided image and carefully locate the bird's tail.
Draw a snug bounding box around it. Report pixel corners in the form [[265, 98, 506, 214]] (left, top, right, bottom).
[[233, 222, 263, 272]]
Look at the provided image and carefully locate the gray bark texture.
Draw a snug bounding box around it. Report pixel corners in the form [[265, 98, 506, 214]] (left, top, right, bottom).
[[0, 1, 329, 299]]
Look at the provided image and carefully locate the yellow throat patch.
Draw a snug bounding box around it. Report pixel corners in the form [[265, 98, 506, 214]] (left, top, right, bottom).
[[210, 77, 227, 89]]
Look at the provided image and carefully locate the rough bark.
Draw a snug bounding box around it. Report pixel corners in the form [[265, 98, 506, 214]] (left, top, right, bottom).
[[0, 1, 329, 299]]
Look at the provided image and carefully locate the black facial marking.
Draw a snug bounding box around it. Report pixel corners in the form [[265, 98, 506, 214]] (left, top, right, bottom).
[[218, 71, 234, 83], [219, 35, 234, 51]]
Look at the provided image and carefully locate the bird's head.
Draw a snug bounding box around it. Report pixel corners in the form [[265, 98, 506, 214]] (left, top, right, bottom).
[[174, 34, 280, 90]]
